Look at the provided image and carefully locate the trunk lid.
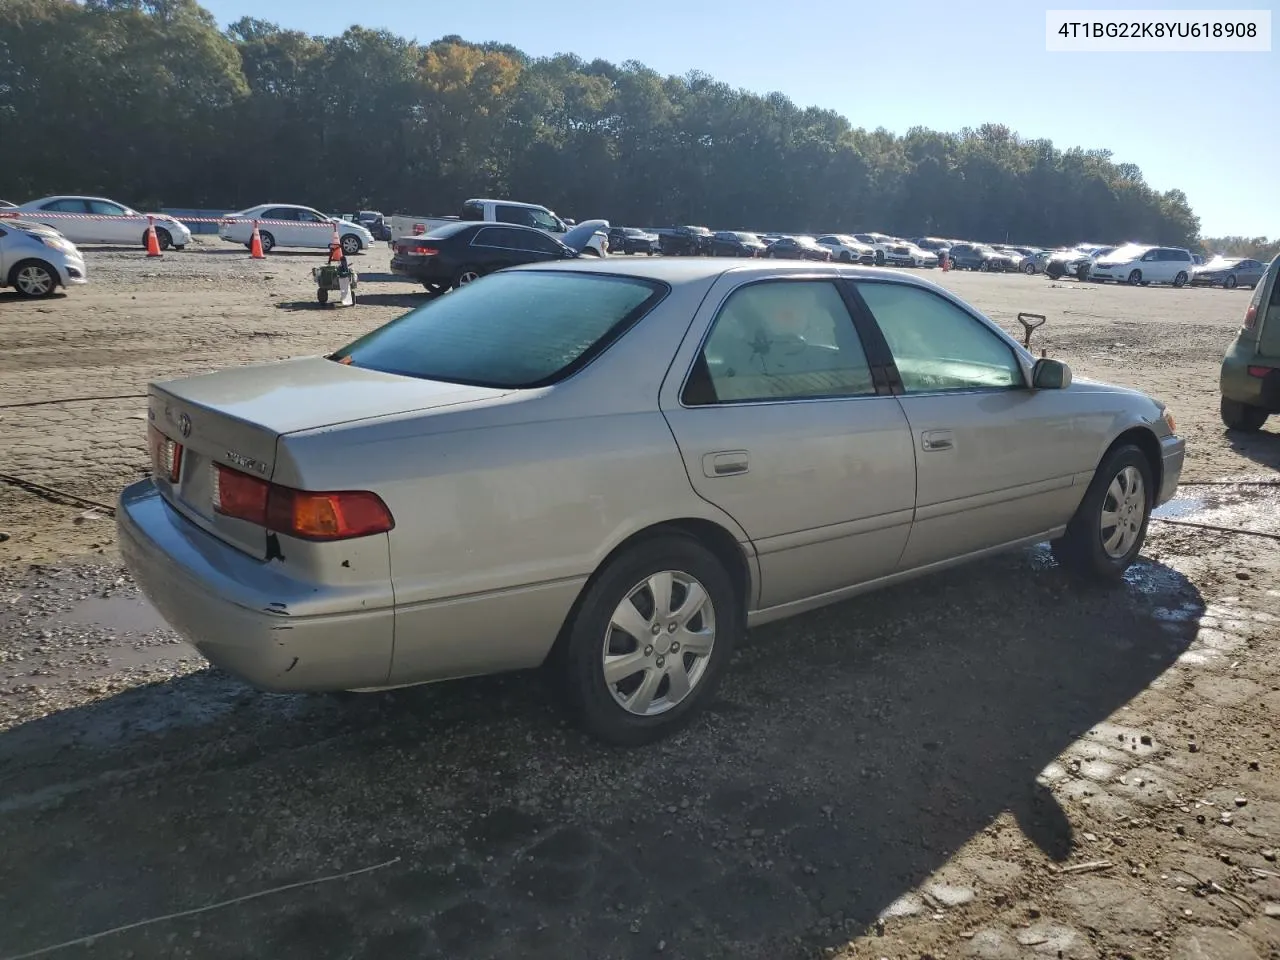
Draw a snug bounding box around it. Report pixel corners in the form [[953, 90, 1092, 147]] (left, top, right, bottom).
[[147, 356, 510, 558]]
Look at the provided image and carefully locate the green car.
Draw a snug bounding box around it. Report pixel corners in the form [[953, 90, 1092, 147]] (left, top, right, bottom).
[[1220, 253, 1280, 431]]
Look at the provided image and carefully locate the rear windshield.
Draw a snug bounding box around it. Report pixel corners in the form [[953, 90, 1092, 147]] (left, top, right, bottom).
[[331, 271, 667, 388]]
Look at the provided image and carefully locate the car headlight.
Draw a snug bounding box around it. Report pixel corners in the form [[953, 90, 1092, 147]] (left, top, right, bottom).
[[34, 234, 73, 253]]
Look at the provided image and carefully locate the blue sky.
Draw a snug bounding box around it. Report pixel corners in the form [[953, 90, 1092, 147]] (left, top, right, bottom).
[[201, 0, 1277, 237]]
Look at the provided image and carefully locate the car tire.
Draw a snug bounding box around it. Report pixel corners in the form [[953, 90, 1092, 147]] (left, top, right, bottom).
[[453, 266, 482, 289], [258, 231, 275, 253], [142, 227, 174, 251], [1173, 271, 1188, 288], [556, 533, 739, 746], [1224, 275, 1237, 290], [422, 281, 447, 295], [1023, 262, 1036, 274], [978, 261, 989, 272], [174, 244, 186, 251], [1127, 269, 1142, 285], [9, 259, 59, 298], [1051, 444, 1153, 582], [340, 234, 362, 256], [1220, 397, 1269, 432], [874, 251, 885, 266]]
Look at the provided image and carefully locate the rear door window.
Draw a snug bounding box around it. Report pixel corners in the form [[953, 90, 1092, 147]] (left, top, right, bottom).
[[332, 271, 667, 387]]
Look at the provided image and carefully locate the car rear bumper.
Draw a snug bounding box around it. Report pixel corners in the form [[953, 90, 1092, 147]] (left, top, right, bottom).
[[390, 256, 451, 283], [1157, 434, 1186, 507], [116, 479, 395, 692]]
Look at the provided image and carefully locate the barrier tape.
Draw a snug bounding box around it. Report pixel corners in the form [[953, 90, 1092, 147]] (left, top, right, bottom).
[[0, 211, 349, 229]]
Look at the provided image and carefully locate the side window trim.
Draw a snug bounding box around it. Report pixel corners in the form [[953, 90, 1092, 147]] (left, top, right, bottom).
[[677, 277, 885, 408], [845, 279, 1030, 394]]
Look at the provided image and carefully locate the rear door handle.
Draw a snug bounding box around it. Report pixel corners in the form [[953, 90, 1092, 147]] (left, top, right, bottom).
[[921, 429, 954, 452], [703, 450, 750, 477]]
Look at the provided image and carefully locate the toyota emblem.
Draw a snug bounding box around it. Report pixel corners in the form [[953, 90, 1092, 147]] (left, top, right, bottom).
[[179, 413, 192, 438]]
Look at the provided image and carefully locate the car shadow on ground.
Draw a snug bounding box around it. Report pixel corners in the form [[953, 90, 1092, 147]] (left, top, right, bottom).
[[1225, 424, 1280, 471], [0, 548, 1202, 960]]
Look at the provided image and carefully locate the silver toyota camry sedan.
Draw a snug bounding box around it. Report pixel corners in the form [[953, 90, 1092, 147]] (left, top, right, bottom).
[[118, 259, 1185, 745]]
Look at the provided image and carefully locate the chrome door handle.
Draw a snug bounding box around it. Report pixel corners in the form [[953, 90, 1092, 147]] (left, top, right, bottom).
[[703, 451, 749, 477], [921, 430, 954, 452]]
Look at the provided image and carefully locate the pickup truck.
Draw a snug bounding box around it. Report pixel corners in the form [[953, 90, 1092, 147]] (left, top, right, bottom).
[[387, 198, 608, 255]]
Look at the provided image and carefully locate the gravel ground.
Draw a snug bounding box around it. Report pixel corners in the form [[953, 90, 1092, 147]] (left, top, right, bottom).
[[1, 239, 1279, 960]]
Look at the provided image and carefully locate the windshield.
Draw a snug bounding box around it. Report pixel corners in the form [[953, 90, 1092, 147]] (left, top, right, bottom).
[[331, 271, 667, 388], [1103, 244, 1149, 261]]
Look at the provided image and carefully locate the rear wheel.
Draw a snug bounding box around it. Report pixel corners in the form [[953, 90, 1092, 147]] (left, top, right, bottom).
[[1023, 262, 1036, 274], [1173, 271, 1188, 287], [9, 259, 59, 298], [1221, 396, 1269, 432], [258, 231, 275, 253], [1224, 275, 1238, 289], [557, 533, 739, 746], [1051, 444, 1153, 582], [453, 266, 481, 289]]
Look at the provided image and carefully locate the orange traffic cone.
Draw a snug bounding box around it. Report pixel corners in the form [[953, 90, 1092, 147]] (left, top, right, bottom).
[[249, 220, 265, 259], [145, 216, 163, 258], [328, 225, 341, 263]]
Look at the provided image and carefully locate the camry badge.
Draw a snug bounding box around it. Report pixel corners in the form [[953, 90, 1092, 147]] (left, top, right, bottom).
[[179, 413, 192, 438]]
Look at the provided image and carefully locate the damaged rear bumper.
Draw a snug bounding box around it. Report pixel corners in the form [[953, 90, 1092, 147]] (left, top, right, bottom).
[[116, 479, 394, 692]]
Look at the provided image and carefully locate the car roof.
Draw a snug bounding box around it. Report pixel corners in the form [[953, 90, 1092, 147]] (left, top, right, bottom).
[[464, 198, 550, 210], [27, 195, 125, 204], [500, 256, 966, 291]]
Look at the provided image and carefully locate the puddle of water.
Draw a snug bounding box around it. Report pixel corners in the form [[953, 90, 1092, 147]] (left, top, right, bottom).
[[52, 594, 169, 634], [1153, 496, 1206, 520]]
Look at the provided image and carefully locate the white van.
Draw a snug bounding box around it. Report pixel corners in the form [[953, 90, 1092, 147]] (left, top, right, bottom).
[[1090, 244, 1195, 287]]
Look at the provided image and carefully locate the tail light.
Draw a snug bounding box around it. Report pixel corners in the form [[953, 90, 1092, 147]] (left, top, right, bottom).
[[212, 464, 394, 541], [403, 244, 438, 257], [1247, 366, 1272, 378], [148, 424, 183, 482], [1244, 304, 1258, 329]]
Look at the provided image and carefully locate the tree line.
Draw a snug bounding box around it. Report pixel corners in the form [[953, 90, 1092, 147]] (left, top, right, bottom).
[[0, 0, 1259, 253]]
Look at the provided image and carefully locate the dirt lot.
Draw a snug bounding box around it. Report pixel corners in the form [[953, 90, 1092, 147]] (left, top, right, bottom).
[[2, 239, 1279, 960]]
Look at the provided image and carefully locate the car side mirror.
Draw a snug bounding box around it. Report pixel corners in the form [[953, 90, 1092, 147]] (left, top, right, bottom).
[[1032, 357, 1072, 390]]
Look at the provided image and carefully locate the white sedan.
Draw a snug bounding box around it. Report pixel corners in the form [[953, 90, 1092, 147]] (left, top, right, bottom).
[[220, 204, 374, 255], [14, 196, 192, 250]]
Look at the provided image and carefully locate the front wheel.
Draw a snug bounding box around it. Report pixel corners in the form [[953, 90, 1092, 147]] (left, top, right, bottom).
[[1127, 269, 1142, 285], [557, 533, 739, 746], [9, 260, 59, 298], [340, 234, 362, 256], [1051, 445, 1153, 582], [1221, 396, 1269, 432]]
